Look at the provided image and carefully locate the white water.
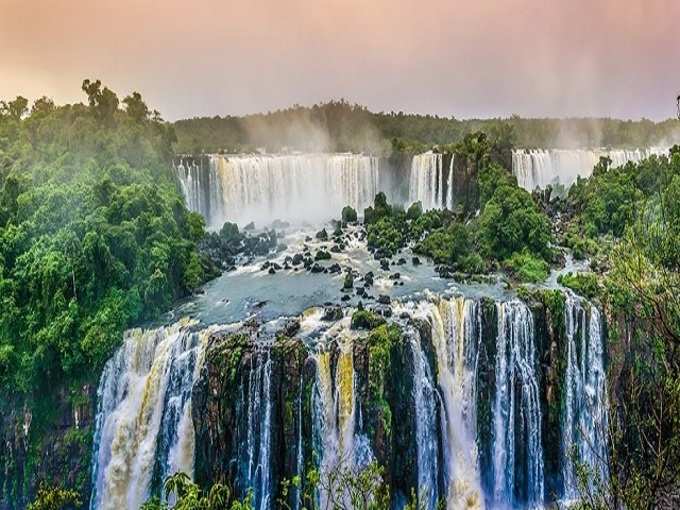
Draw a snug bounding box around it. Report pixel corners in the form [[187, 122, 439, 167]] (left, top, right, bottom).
[[493, 300, 544, 508], [561, 293, 609, 500], [407, 327, 440, 510], [409, 152, 445, 210], [175, 153, 380, 228], [512, 148, 668, 191], [89, 320, 209, 510]]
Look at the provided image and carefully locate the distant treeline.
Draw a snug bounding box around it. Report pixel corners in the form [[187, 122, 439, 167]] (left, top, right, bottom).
[[173, 100, 680, 155]]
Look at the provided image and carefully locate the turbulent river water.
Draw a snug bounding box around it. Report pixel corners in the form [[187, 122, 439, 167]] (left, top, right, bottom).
[[89, 152, 615, 509]]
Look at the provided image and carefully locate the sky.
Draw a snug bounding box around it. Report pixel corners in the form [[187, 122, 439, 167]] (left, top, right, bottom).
[[1, 0, 679, 121]]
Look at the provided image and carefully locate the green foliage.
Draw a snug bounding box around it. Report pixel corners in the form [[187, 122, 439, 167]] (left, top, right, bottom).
[[341, 205, 358, 223], [27, 483, 81, 510], [351, 310, 386, 330], [478, 184, 553, 262], [173, 101, 680, 155], [142, 472, 252, 510], [503, 250, 550, 283], [558, 272, 600, 299], [0, 82, 208, 393], [405, 201, 422, 221]]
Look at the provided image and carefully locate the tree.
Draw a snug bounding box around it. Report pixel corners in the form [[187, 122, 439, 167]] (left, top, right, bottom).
[[0, 96, 29, 120], [123, 91, 150, 123]]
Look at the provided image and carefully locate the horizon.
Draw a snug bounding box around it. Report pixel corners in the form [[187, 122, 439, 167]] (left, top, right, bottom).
[[2, 0, 679, 122]]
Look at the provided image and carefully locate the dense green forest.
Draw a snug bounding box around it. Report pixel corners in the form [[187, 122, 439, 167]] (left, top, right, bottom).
[[173, 100, 680, 154], [0, 82, 212, 396]]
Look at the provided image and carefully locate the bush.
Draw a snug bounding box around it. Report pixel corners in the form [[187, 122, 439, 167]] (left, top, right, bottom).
[[341, 205, 358, 223], [351, 310, 386, 330], [504, 250, 550, 283], [478, 184, 553, 261], [406, 201, 422, 220], [558, 271, 600, 299]]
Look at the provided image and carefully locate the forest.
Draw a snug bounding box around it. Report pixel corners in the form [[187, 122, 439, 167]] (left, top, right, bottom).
[[173, 100, 680, 155]]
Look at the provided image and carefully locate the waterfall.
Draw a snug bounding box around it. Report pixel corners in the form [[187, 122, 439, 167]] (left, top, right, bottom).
[[493, 300, 544, 507], [175, 153, 380, 228], [561, 293, 609, 501], [407, 328, 440, 510], [239, 350, 275, 510], [511, 148, 668, 191], [409, 152, 444, 210], [312, 338, 374, 508], [88, 320, 208, 510], [445, 155, 455, 210], [418, 297, 483, 510]]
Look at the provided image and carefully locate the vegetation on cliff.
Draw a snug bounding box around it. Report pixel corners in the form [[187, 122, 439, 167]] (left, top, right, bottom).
[[0, 83, 215, 394]]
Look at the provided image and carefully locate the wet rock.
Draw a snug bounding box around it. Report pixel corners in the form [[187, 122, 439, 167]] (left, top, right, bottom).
[[244, 221, 255, 230], [268, 267, 276, 275], [390, 272, 401, 280], [397, 258, 407, 265], [380, 259, 390, 271], [321, 305, 343, 321], [310, 263, 324, 273], [315, 228, 328, 241], [341, 294, 351, 302], [315, 250, 331, 261], [292, 253, 304, 266], [328, 263, 342, 274], [271, 219, 290, 229], [412, 257, 421, 266], [330, 244, 342, 253], [364, 272, 374, 287], [377, 294, 391, 305], [343, 273, 354, 290]]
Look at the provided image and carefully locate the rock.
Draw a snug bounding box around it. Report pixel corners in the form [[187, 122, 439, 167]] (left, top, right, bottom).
[[244, 221, 255, 230], [341, 294, 351, 302], [271, 219, 290, 229], [268, 267, 276, 274], [330, 244, 342, 253], [390, 272, 401, 280], [328, 263, 342, 274], [343, 273, 354, 290], [292, 253, 304, 266], [364, 272, 374, 287], [315, 250, 331, 261], [397, 258, 406, 265], [380, 259, 390, 271], [321, 305, 343, 321], [378, 294, 391, 305], [310, 263, 324, 273], [315, 228, 328, 241], [261, 261, 271, 271], [412, 257, 421, 266]]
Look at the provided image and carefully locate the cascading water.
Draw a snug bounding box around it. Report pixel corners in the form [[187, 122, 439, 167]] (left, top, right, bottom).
[[406, 327, 440, 510], [511, 148, 667, 191], [561, 293, 608, 501], [409, 152, 444, 210], [425, 297, 484, 510], [493, 300, 544, 508], [89, 320, 209, 510], [445, 155, 455, 210], [237, 349, 274, 510], [175, 153, 380, 228], [88, 293, 609, 510]]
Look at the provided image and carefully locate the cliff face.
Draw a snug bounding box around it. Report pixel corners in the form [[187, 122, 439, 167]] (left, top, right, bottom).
[[190, 293, 598, 509], [0, 387, 95, 510]]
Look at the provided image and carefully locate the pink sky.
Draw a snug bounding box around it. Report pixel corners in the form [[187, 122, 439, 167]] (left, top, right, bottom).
[[1, 0, 679, 120]]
